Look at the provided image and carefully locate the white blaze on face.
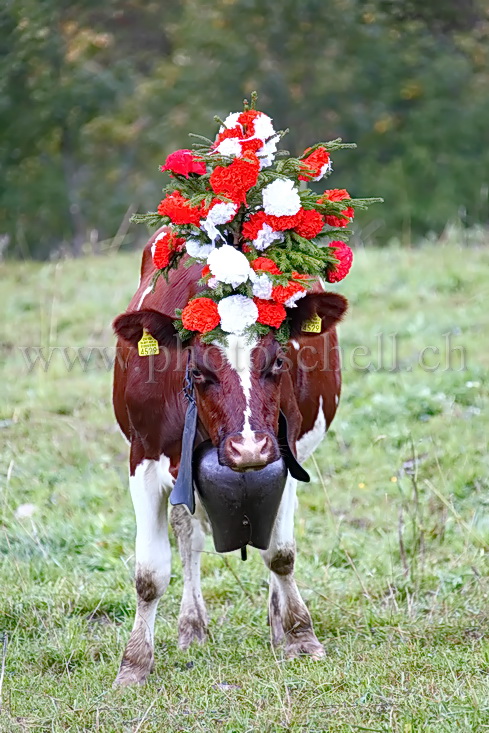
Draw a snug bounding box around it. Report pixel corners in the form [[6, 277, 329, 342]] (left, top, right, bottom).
[[217, 335, 257, 442]]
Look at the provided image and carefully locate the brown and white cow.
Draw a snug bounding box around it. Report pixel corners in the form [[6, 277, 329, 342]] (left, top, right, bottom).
[[112, 228, 347, 686]]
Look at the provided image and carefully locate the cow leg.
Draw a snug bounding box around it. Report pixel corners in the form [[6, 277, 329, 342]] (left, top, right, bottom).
[[115, 458, 172, 686], [261, 476, 324, 659], [170, 504, 208, 649]]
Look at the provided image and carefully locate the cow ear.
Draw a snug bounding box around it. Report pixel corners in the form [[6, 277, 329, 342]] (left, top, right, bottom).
[[113, 309, 179, 348], [287, 292, 348, 339]]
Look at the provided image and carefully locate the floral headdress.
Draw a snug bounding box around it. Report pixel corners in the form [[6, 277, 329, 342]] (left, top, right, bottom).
[[132, 93, 381, 344]]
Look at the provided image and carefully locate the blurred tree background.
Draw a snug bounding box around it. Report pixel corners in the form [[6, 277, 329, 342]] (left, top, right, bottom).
[[1, 0, 488, 258]]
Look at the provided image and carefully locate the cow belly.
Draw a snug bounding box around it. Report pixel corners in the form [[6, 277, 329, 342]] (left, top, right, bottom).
[[296, 396, 326, 464]]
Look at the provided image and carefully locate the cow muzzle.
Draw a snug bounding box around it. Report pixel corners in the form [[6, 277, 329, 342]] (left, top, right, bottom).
[[220, 431, 279, 471]]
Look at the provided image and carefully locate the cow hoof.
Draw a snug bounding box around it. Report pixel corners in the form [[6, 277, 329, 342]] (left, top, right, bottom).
[[113, 652, 155, 687], [178, 615, 207, 650], [284, 633, 325, 661], [113, 663, 153, 687]]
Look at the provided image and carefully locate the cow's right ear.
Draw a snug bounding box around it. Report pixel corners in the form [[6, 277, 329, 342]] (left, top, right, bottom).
[[113, 309, 179, 348]]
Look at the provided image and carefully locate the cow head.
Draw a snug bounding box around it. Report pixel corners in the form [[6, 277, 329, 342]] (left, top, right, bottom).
[[113, 291, 347, 472]]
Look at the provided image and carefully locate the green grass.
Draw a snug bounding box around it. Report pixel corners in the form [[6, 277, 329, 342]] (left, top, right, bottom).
[[1, 242, 489, 732]]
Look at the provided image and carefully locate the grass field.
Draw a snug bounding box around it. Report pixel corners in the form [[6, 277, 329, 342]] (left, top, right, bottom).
[[1, 241, 489, 732]]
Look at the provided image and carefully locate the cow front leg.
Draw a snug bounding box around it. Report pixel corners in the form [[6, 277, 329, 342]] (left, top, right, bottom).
[[261, 476, 324, 660], [170, 504, 208, 649], [115, 458, 172, 686]]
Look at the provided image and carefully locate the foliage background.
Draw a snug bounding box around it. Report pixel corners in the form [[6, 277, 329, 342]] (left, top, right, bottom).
[[1, 0, 489, 259]]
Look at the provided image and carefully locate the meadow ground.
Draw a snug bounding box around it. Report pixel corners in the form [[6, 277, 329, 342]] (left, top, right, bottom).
[[1, 241, 489, 732]]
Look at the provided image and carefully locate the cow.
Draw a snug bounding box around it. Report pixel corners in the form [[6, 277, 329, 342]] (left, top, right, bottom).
[[112, 227, 347, 686]]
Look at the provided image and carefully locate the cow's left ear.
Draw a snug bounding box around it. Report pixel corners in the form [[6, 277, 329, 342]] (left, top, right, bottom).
[[113, 309, 179, 348], [287, 292, 348, 339]]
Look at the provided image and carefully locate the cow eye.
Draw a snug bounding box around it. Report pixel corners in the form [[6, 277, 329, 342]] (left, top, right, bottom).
[[271, 356, 284, 374]]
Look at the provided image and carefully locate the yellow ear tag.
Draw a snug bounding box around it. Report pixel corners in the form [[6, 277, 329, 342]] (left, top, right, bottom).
[[138, 330, 160, 357], [301, 313, 322, 333]]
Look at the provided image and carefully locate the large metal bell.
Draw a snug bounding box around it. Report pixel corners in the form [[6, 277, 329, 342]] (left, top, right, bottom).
[[193, 440, 287, 553]]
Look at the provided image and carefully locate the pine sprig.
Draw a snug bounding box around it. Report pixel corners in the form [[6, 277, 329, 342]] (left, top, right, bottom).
[[130, 212, 165, 227]]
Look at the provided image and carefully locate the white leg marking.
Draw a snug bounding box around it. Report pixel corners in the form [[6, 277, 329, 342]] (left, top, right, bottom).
[[115, 457, 171, 685], [263, 474, 298, 555], [131, 458, 171, 632], [171, 498, 209, 649], [296, 396, 326, 464], [261, 476, 324, 658]]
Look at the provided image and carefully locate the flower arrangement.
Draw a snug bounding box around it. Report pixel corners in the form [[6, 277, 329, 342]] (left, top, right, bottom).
[[132, 93, 381, 344]]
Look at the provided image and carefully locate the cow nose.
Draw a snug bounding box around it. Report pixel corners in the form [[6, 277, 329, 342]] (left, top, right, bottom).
[[222, 432, 277, 470]]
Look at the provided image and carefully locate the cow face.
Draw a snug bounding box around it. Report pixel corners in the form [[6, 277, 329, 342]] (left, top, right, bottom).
[[113, 291, 347, 472], [190, 331, 283, 470]]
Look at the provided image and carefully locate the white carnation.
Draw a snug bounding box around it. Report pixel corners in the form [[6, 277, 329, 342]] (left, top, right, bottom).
[[207, 244, 251, 288], [200, 219, 224, 244], [262, 178, 301, 217], [284, 290, 307, 308], [253, 223, 284, 252], [215, 137, 243, 158], [207, 202, 238, 225], [257, 136, 278, 169], [221, 112, 241, 131], [218, 295, 258, 334], [185, 238, 215, 261], [201, 202, 238, 243], [252, 113, 275, 142], [208, 277, 219, 289], [250, 271, 273, 299]]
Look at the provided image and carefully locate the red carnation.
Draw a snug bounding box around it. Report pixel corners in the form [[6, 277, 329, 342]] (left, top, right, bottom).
[[238, 109, 261, 135], [242, 211, 269, 240], [254, 298, 286, 329], [160, 149, 206, 178], [327, 241, 353, 282], [210, 152, 260, 204], [291, 270, 310, 283], [251, 257, 281, 275], [324, 214, 349, 228], [294, 209, 324, 239], [298, 146, 331, 181], [201, 265, 211, 278], [240, 138, 263, 155], [181, 297, 220, 333], [158, 191, 205, 226], [272, 279, 306, 305], [267, 212, 303, 232], [213, 125, 244, 149], [321, 188, 350, 202], [319, 189, 354, 228], [152, 231, 186, 269]]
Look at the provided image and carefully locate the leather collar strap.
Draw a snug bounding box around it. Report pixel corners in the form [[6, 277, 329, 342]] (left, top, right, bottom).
[[169, 358, 197, 514], [278, 411, 310, 483]]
